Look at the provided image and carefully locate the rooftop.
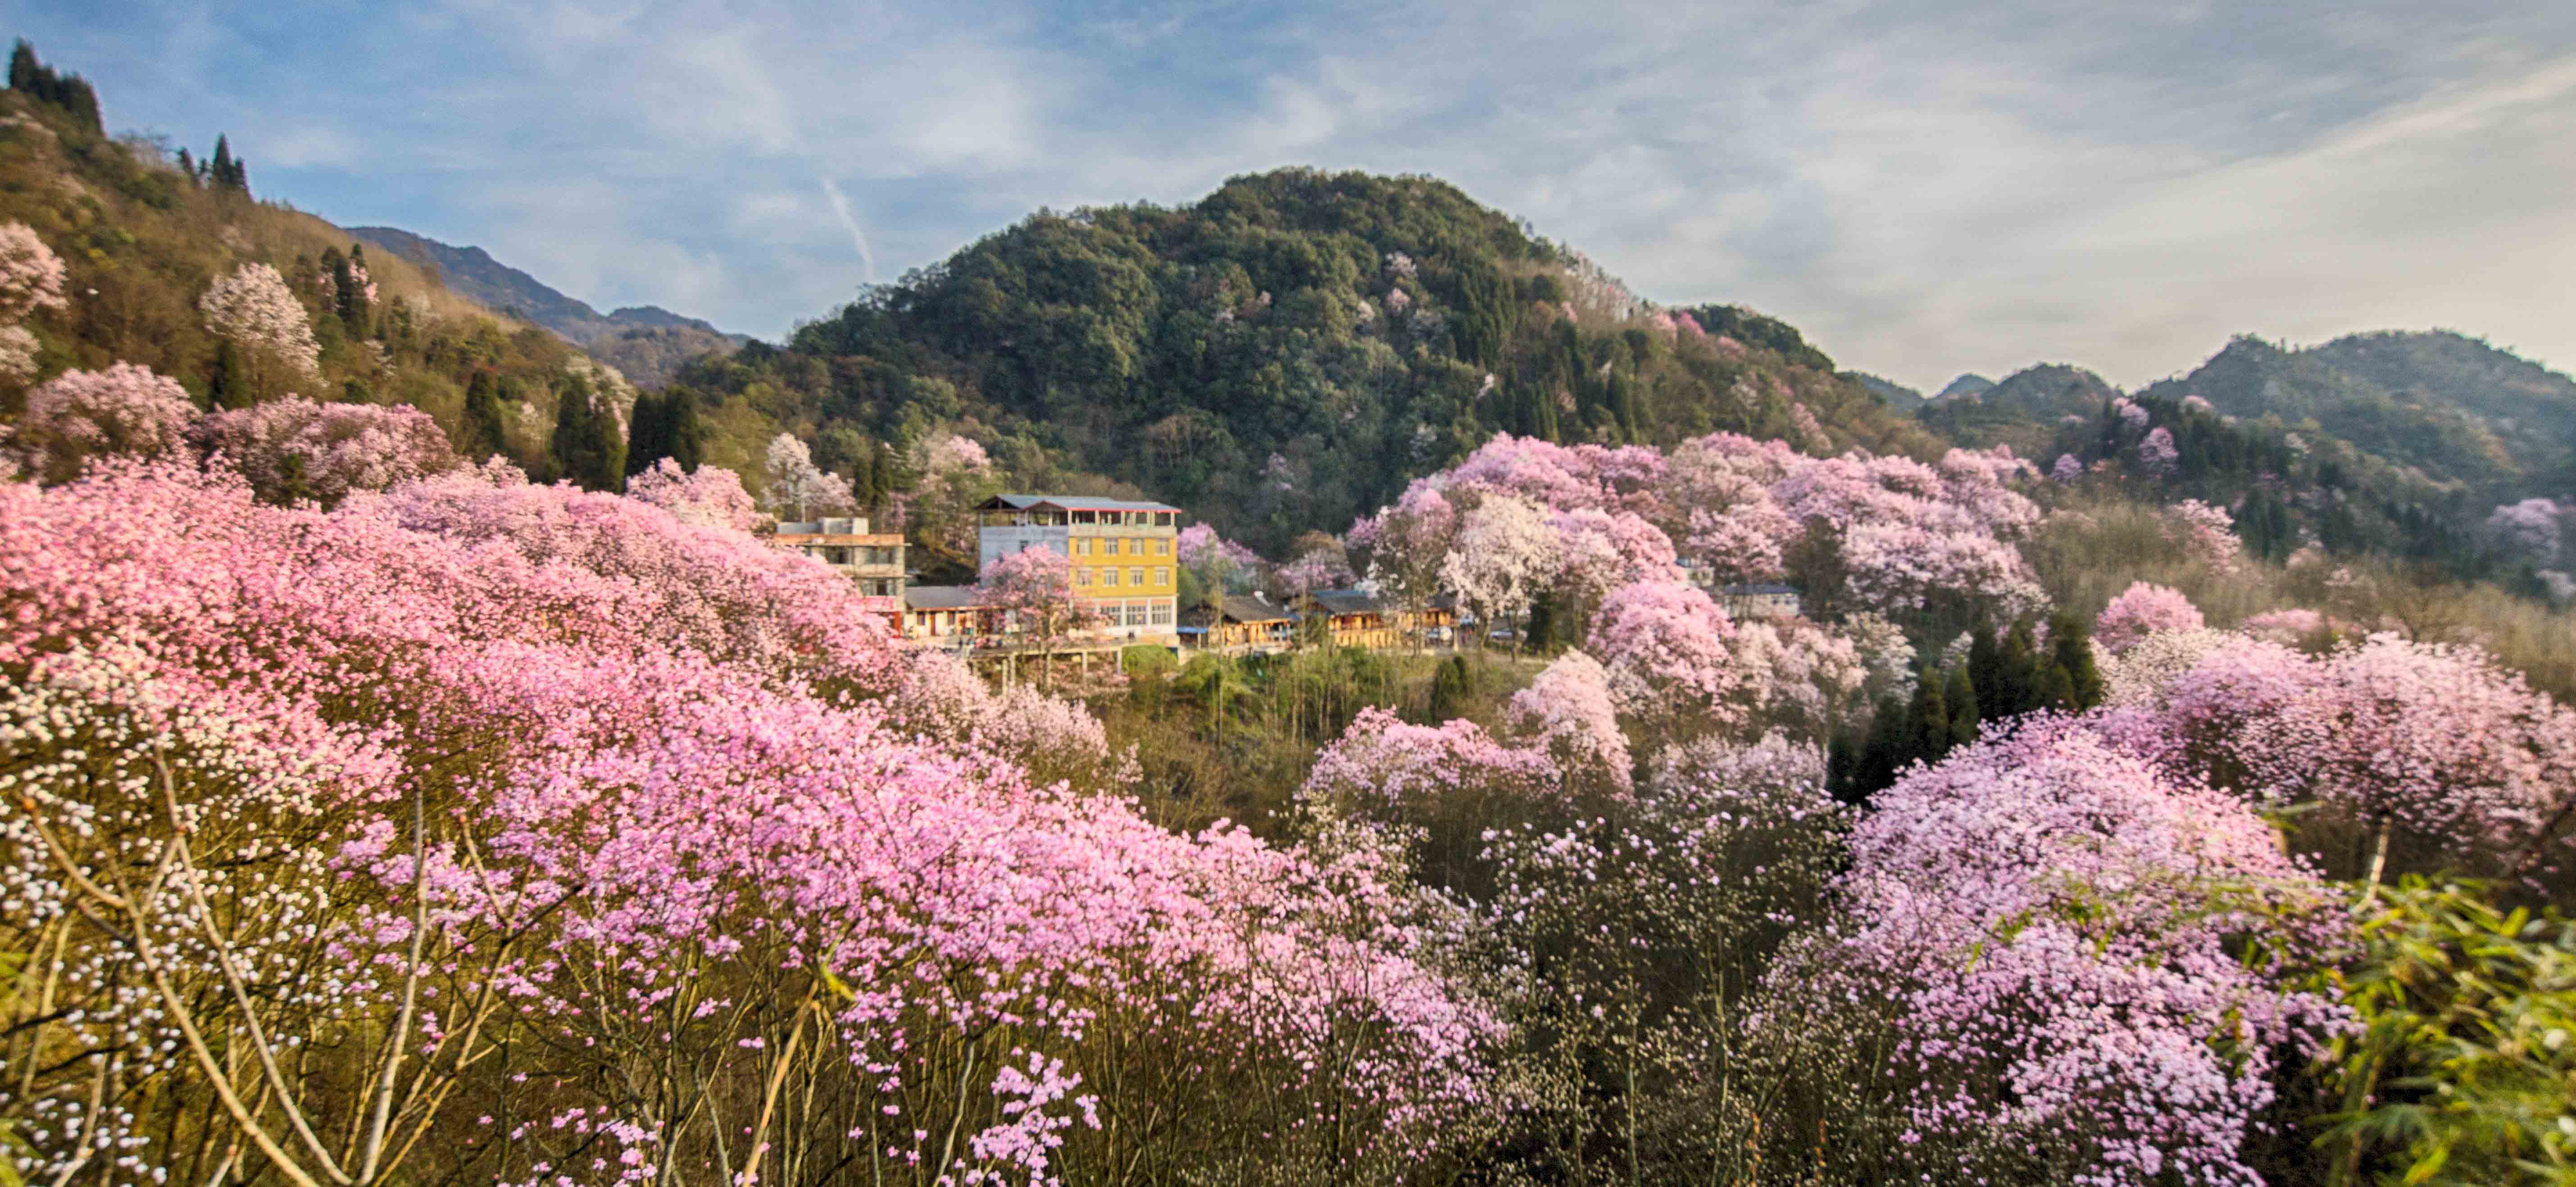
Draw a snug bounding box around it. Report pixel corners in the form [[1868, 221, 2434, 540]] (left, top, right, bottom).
[[978, 493, 1184, 514], [904, 585, 985, 611]]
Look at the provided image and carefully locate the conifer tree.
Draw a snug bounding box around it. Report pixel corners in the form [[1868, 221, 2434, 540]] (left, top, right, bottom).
[[7, 42, 34, 95], [547, 372, 625, 492], [175, 146, 194, 184], [2001, 618, 2043, 715], [1945, 664, 1980, 747], [458, 371, 507, 464], [1907, 669, 1950, 768], [1967, 622, 2005, 721], [334, 245, 368, 337], [1852, 695, 1907, 800], [207, 338, 252, 410], [1427, 655, 1471, 722], [2050, 610, 2104, 709]]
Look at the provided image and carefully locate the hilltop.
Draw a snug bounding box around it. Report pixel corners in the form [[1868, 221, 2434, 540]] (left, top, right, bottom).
[[349, 224, 745, 386], [682, 167, 1942, 550]]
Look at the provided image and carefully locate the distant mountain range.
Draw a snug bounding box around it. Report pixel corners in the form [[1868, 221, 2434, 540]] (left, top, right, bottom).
[[348, 226, 746, 386]]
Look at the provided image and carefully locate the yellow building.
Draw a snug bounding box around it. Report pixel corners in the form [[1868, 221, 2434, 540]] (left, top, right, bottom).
[[975, 494, 1183, 645]]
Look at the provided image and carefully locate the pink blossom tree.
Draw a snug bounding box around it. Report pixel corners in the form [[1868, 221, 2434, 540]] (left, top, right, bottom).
[[192, 395, 458, 505], [0, 220, 68, 323], [1505, 649, 1632, 795], [1440, 494, 1560, 643], [625, 457, 763, 532], [1778, 715, 2344, 1185], [2094, 581, 2205, 654], [1589, 578, 1744, 728], [2485, 497, 2564, 563], [2135, 425, 2179, 477], [2166, 498, 2243, 573], [977, 546, 1104, 675], [199, 261, 322, 392], [760, 431, 855, 522], [14, 362, 198, 481]]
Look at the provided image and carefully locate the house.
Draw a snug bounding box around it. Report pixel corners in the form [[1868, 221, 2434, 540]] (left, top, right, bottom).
[[1290, 588, 1401, 649], [1719, 582, 1803, 619], [774, 516, 906, 619], [975, 494, 1184, 646], [1181, 595, 1299, 653], [1397, 593, 1460, 642], [901, 585, 993, 644]]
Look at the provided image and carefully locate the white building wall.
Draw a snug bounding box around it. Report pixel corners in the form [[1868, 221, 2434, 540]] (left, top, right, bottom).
[[977, 524, 1070, 574]]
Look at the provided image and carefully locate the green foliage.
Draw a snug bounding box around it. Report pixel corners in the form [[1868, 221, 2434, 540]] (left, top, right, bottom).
[[626, 384, 709, 475], [2316, 878, 2576, 1186], [681, 168, 1940, 552], [547, 371, 626, 491], [1427, 653, 1477, 722], [7, 41, 100, 135]]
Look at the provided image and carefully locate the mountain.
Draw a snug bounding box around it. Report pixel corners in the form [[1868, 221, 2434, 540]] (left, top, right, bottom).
[[1913, 362, 2121, 454], [348, 225, 745, 386], [679, 167, 1943, 550], [1844, 370, 1925, 410], [2134, 332, 2576, 501]]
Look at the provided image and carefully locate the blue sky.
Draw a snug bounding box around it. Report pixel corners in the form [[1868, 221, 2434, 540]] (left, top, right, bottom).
[[13, 0, 2576, 392]]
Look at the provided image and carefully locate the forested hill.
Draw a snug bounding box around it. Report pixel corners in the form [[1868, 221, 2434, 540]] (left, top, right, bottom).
[[2135, 331, 2576, 503], [677, 168, 1940, 551]]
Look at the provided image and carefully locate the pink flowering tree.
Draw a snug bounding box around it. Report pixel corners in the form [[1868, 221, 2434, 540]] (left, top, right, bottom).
[[904, 431, 1000, 555], [760, 431, 855, 522], [2049, 453, 2084, 483], [2485, 497, 2564, 563], [977, 546, 1103, 675], [625, 457, 763, 532], [1273, 533, 1357, 600], [1440, 494, 1561, 643], [0, 220, 68, 323], [0, 458, 1495, 1187], [1505, 649, 1633, 795], [199, 261, 322, 393], [1589, 578, 1745, 730], [2166, 498, 2243, 573], [2135, 425, 2179, 477], [192, 396, 459, 505], [13, 362, 199, 481], [2094, 581, 2205, 654], [1348, 482, 1459, 638], [1774, 716, 2345, 1186]]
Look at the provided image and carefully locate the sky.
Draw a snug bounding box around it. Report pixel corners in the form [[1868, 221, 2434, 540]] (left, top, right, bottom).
[[13, 0, 2576, 393]]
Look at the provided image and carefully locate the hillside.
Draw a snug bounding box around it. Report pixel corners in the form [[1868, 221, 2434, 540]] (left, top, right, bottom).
[[1913, 362, 2122, 455], [0, 78, 632, 483], [2135, 332, 2576, 501], [350, 224, 745, 386], [680, 167, 1942, 551]]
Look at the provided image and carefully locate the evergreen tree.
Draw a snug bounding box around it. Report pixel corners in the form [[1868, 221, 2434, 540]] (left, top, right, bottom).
[[1524, 591, 1558, 653], [1907, 669, 1950, 769], [1944, 664, 1980, 748], [624, 390, 670, 476], [1825, 726, 1862, 804], [8, 41, 101, 133], [2037, 661, 2077, 712], [334, 245, 368, 337], [207, 338, 253, 410], [1427, 655, 1471, 722], [7, 42, 34, 95], [547, 373, 625, 492], [2001, 619, 2043, 715], [2049, 610, 2105, 710], [459, 372, 508, 464], [208, 136, 247, 192], [1852, 695, 1908, 800], [867, 439, 897, 506], [175, 146, 194, 184], [1967, 622, 2006, 722]]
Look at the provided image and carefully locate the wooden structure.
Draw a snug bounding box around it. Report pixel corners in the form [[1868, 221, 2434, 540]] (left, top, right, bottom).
[[1180, 595, 1299, 654]]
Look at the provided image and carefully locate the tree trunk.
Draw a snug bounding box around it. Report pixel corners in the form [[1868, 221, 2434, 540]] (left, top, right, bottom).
[[2363, 815, 2393, 895]]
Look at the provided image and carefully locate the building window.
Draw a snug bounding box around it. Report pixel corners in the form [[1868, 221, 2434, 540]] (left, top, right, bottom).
[[1156, 566, 1171, 587], [1151, 601, 1173, 626], [1129, 567, 1144, 587], [1102, 568, 1119, 587], [1154, 538, 1169, 555], [1073, 538, 1089, 555], [1075, 568, 1090, 587], [1127, 603, 1149, 626]]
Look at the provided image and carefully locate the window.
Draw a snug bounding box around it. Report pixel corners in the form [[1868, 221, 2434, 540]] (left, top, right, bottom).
[[1075, 568, 1090, 587], [1129, 567, 1144, 587], [1126, 603, 1149, 626], [1156, 566, 1171, 587], [1122, 538, 1136, 555], [1101, 567, 1119, 587], [1155, 538, 1169, 556], [1151, 601, 1174, 626]]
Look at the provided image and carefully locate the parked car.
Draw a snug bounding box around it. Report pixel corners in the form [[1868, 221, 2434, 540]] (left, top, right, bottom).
[[1487, 628, 1519, 643], [1419, 625, 1454, 645]]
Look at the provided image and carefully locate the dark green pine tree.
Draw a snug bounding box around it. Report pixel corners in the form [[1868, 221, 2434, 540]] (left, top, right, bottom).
[[1944, 664, 1980, 748], [623, 390, 669, 477], [1427, 655, 1471, 722], [1825, 725, 1863, 804], [1851, 694, 1908, 800], [175, 146, 195, 184], [207, 338, 253, 410], [1907, 669, 1951, 768], [2049, 610, 2105, 710], [458, 372, 508, 464], [7, 41, 36, 95], [547, 373, 625, 492], [335, 245, 369, 337], [866, 439, 897, 507], [1967, 622, 2006, 721], [2001, 619, 2044, 715], [208, 136, 246, 192], [2036, 661, 2078, 713]]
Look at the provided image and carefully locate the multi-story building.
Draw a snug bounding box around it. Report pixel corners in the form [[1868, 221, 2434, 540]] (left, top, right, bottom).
[[774, 516, 907, 622], [975, 494, 1182, 645]]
